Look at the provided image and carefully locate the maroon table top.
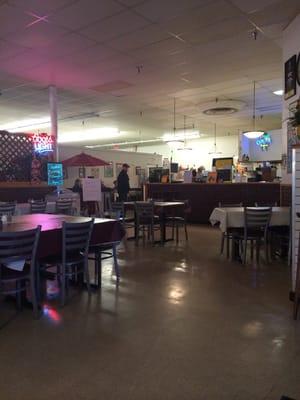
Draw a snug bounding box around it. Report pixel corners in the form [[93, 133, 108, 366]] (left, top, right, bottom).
[[0, 214, 124, 258]]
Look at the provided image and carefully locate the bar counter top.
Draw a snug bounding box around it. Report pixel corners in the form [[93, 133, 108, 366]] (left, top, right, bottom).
[[0, 182, 53, 202], [146, 182, 291, 223]]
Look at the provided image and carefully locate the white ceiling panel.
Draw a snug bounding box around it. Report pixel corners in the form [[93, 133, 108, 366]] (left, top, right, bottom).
[[107, 25, 171, 51], [134, 0, 213, 23], [0, 0, 290, 143], [80, 10, 150, 42], [8, 0, 77, 14], [51, 0, 125, 30], [230, 0, 279, 14], [158, 0, 242, 35], [0, 39, 27, 61], [6, 22, 68, 48], [0, 4, 33, 36]]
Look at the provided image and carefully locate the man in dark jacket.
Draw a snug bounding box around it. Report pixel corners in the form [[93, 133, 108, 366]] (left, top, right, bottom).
[[117, 163, 130, 201]]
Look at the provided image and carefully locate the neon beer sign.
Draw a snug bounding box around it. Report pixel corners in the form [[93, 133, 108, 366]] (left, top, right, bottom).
[[32, 133, 54, 154]]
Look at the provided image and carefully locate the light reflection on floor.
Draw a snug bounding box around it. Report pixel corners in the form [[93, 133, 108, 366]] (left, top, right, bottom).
[[42, 304, 62, 324]]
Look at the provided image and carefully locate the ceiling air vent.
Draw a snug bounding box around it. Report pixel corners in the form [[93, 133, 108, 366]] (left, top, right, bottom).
[[199, 99, 246, 116]]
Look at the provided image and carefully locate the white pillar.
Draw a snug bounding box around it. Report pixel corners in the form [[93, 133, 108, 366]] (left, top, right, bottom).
[[49, 85, 58, 161]]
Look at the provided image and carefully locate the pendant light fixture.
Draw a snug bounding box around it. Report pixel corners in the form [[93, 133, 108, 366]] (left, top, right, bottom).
[[165, 98, 184, 149], [177, 115, 193, 151], [243, 81, 264, 139], [209, 123, 222, 155]]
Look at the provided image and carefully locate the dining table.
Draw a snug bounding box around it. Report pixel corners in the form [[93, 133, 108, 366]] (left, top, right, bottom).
[[1, 214, 124, 259], [209, 206, 290, 232], [123, 201, 185, 242], [209, 206, 290, 261]]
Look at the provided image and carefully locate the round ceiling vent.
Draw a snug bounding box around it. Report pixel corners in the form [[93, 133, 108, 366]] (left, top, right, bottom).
[[199, 100, 246, 116]]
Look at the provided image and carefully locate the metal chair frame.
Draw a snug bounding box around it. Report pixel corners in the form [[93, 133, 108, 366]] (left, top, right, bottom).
[[0, 226, 41, 318], [134, 202, 162, 246], [41, 219, 94, 306]]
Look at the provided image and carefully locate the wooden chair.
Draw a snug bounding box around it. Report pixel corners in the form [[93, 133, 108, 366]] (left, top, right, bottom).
[[0, 226, 41, 318], [40, 219, 94, 306], [55, 198, 73, 215], [30, 200, 47, 214], [239, 207, 272, 264], [218, 202, 243, 258], [134, 202, 162, 246]]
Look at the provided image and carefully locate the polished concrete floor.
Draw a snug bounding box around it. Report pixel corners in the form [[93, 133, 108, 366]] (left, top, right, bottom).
[[0, 225, 299, 400]]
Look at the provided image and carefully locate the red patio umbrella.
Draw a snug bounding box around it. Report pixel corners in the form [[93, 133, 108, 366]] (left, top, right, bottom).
[[62, 152, 109, 167]]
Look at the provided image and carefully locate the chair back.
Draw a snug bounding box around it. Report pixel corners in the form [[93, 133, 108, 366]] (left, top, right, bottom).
[[30, 200, 47, 214], [111, 202, 125, 219], [0, 226, 41, 266], [244, 207, 272, 234], [62, 219, 94, 261], [218, 202, 243, 207], [56, 198, 73, 215], [0, 202, 16, 217], [254, 202, 278, 207], [135, 202, 155, 225]]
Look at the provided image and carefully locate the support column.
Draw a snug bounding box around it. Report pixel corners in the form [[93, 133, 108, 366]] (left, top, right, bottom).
[[49, 85, 58, 161]]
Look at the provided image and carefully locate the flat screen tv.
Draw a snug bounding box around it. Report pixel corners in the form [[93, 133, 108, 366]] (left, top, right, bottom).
[[170, 163, 179, 173], [47, 162, 63, 186]]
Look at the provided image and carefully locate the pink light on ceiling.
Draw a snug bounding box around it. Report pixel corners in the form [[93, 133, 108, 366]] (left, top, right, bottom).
[[25, 11, 49, 28]]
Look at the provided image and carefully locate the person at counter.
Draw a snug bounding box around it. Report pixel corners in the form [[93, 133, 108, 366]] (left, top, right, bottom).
[[117, 163, 130, 201]]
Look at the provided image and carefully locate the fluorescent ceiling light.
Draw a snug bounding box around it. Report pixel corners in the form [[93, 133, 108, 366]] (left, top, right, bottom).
[[167, 140, 184, 149], [58, 127, 121, 143], [0, 116, 51, 132], [86, 138, 161, 149], [273, 89, 284, 96], [243, 130, 265, 139], [162, 130, 200, 142]]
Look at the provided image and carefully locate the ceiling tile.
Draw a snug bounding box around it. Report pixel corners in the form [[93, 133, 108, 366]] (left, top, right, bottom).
[[162, 0, 243, 36], [6, 22, 68, 48], [230, 0, 279, 13], [8, 0, 77, 14], [0, 4, 33, 36], [36, 32, 97, 57], [0, 39, 28, 61], [80, 10, 150, 42], [51, 0, 124, 30], [106, 25, 171, 51], [134, 0, 213, 23]]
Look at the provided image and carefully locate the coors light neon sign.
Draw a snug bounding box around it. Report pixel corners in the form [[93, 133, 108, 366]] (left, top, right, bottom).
[[32, 133, 54, 154]]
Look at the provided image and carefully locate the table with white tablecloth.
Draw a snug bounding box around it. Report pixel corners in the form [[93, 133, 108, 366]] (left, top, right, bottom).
[[209, 207, 290, 233]]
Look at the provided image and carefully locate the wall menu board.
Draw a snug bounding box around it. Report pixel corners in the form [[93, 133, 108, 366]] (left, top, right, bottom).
[[212, 157, 233, 170], [47, 163, 63, 186]]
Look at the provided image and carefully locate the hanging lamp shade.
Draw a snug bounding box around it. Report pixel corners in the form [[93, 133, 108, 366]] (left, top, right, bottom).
[[243, 81, 265, 139]]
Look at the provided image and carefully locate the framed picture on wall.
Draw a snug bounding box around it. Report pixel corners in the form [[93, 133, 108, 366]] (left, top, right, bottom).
[[90, 167, 99, 178], [79, 167, 85, 178], [116, 163, 123, 177], [104, 161, 114, 178], [136, 166, 141, 175], [284, 55, 297, 100]]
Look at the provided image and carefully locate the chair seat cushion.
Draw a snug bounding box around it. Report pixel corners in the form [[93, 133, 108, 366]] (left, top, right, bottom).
[[0, 263, 30, 281]]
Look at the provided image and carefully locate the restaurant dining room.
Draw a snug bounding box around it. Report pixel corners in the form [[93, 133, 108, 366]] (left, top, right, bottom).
[[0, 1, 300, 399]]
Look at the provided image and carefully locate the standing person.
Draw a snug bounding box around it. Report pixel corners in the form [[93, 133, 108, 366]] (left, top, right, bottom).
[[117, 163, 130, 201]]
